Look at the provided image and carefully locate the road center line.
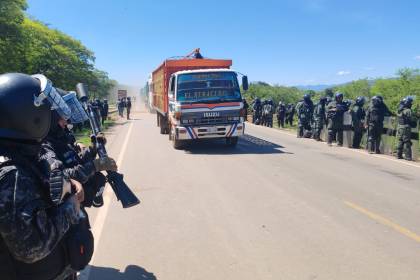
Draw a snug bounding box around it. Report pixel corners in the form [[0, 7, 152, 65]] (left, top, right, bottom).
[[344, 200, 420, 243], [79, 121, 135, 280]]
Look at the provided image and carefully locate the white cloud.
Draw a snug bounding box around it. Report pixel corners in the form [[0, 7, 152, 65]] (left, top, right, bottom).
[[337, 70, 351, 76], [415, 56, 420, 61]]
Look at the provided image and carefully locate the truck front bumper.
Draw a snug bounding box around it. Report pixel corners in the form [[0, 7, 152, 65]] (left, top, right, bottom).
[[175, 123, 244, 140]]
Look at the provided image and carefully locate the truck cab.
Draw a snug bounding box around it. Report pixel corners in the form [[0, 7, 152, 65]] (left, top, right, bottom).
[[167, 69, 246, 148]]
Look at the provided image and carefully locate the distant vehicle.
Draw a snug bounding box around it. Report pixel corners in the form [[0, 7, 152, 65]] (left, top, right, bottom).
[[118, 89, 128, 100], [152, 49, 249, 149]]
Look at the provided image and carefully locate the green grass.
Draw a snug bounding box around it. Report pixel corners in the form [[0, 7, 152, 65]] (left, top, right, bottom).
[[74, 116, 116, 146]]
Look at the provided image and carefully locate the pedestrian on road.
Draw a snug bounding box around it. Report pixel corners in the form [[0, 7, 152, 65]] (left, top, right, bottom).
[[296, 94, 314, 138], [326, 92, 348, 146], [117, 98, 124, 117], [396, 96, 416, 160], [126, 97, 132, 120], [350, 96, 366, 148]]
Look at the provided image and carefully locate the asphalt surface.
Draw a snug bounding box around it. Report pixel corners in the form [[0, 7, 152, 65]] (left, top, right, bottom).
[[80, 108, 420, 280]]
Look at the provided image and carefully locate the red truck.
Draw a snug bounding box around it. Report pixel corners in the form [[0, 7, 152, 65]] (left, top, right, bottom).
[[152, 51, 249, 148]]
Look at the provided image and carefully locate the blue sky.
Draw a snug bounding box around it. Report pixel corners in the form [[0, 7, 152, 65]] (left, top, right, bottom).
[[27, 0, 420, 87]]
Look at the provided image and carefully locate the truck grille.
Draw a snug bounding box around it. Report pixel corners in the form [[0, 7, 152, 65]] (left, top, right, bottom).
[[194, 116, 236, 125]]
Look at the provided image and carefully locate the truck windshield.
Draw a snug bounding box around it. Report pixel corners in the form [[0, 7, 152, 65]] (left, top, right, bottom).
[[176, 72, 241, 103]]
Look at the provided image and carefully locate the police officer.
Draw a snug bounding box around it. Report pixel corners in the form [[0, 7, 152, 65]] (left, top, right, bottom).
[[242, 98, 249, 122], [277, 101, 286, 128], [312, 96, 327, 141], [365, 95, 392, 154], [126, 96, 132, 120], [296, 94, 314, 138], [252, 97, 262, 124], [286, 103, 295, 126], [351, 96, 366, 148], [396, 96, 417, 160], [326, 92, 347, 146], [263, 99, 275, 127], [0, 73, 80, 280], [101, 99, 109, 125]]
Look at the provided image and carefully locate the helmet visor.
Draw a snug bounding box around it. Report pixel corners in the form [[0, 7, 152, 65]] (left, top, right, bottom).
[[32, 74, 72, 120], [62, 92, 89, 124]]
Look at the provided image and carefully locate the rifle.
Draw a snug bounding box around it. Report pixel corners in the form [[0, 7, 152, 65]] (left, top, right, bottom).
[[76, 83, 140, 209]]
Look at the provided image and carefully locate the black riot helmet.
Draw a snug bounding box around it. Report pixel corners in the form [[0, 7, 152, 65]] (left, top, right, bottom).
[[404, 96, 414, 108], [303, 94, 311, 103], [0, 73, 52, 143], [335, 92, 344, 102], [371, 96, 381, 106], [319, 96, 327, 104], [355, 96, 365, 106]]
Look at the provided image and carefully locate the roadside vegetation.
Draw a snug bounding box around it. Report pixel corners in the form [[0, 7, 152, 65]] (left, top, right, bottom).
[[0, 0, 116, 98], [243, 68, 420, 114]]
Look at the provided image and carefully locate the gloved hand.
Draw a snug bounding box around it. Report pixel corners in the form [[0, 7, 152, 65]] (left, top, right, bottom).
[[91, 132, 107, 145], [93, 156, 118, 172]]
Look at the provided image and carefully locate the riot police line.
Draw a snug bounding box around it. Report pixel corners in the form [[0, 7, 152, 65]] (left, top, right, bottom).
[[249, 93, 419, 161], [0, 73, 139, 280]]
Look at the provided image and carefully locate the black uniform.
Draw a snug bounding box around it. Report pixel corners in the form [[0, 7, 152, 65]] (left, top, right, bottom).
[[326, 95, 347, 146], [0, 73, 80, 280], [277, 103, 286, 128], [365, 97, 392, 153], [126, 98, 132, 120], [350, 99, 366, 148], [286, 104, 295, 126], [296, 98, 314, 138], [101, 100, 109, 125]]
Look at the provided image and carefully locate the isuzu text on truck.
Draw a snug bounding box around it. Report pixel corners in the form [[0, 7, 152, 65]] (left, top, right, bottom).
[[152, 50, 249, 149]]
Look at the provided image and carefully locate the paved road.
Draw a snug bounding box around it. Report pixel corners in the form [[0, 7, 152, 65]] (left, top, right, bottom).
[[81, 110, 420, 280]]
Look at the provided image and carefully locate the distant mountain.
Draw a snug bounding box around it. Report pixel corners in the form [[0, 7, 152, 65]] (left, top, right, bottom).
[[295, 84, 337, 91]]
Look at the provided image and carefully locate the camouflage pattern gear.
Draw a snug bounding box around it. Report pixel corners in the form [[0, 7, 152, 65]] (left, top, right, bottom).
[[252, 99, 262, 124], [262, 102, 274, 127], [285, 104, 295, 126], [326, 100, 348, 145], [396, 106, 416, 160], [365, 99, 392, 153], [277, 102, 286, 128], [296, 100, 314, 138], [351, 103, 366, 148], [312, 101, 326, 141], [0, 148, 79, 280]]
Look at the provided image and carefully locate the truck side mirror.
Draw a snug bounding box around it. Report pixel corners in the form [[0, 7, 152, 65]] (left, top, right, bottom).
[[242, 76, 249, 91]]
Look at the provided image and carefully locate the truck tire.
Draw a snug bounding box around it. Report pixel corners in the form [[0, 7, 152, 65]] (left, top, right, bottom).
[[159, 116, 165, 134], [173, 139, 184, 149], [226, 136, 238, 147]]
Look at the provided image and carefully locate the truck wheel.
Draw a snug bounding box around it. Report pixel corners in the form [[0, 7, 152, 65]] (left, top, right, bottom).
[[173, 139, 184, 150], [159, 118, 165, 134], [226, 137, 238, 147]]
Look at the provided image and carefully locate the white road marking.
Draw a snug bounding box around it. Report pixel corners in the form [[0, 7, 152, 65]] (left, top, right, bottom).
[[79, 121, 134, 280], [247, 123, 420, 169]]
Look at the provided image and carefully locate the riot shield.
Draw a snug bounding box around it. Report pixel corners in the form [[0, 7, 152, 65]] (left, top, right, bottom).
[[343, 111, 353, 148], [380, 116, 397, 156], [410, 119, 419, 161]]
